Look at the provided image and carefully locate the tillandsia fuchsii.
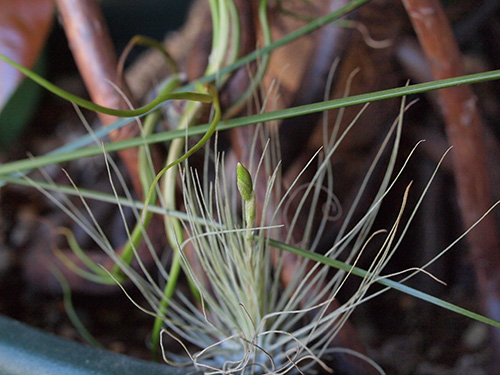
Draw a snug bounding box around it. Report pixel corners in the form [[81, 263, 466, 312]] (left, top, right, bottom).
[[151, 94, 429, 374], [153, 114, 408, 374]]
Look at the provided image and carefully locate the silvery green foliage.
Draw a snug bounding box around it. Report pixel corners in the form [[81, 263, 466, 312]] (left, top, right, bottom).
[[152, 107, 405, 374]]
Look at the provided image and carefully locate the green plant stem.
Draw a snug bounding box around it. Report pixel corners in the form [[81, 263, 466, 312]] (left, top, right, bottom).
[[141, 85, 221, 219], [147, 0, 232, 343], [267, 236, 500, 328], [226, 0, 241, 69], [151, 100, 201, 358], [187, 0, 371, 89], [207, 0, 228, 75], [118, 35, 179, 75], [237, 162, 256, 247], [51, 267, 102, 347], [0, 54, 211, 118], [109, 102, 162, 277], [223, 0, 271, 118], [2, 69, 499, 178], [147, 8, 230, 337], [151, 249, 182, 360], [57, 228, 113, 281]]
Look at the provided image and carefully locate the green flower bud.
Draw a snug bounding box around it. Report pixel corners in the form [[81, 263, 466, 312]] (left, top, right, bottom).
[[237, 162, 253, 201]]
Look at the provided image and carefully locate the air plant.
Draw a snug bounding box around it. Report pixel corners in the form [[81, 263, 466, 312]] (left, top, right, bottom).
[[104, 94, 425, 374]]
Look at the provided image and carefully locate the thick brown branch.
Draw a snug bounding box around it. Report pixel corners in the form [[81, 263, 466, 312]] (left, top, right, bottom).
[[402, 0, 500, 367], [55, 0, 146, 197]]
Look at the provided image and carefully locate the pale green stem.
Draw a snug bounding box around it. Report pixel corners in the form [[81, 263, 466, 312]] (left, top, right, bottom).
[[151, 246, 182, 359], [47, 76, 185, 286], [57, 228, 113, 282], [206, 0, 239, 81], [151, 100, 201, 357], [145, 1, 233, 352], [149, 86, 220, 357], [109, 107, 161, 277], [141, 85, 221, 220], [207, 0, 223, 75], [226, 0, 241, 67], [224, 0, 271, 118]]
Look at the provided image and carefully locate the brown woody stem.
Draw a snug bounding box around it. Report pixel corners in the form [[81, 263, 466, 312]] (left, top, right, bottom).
[[402, 0, 500, 368]]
